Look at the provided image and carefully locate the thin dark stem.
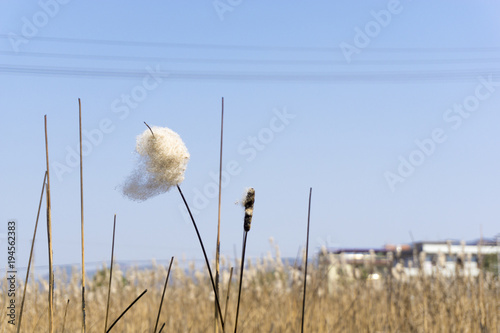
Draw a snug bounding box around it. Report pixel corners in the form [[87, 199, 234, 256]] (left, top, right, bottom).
[[301, 188, 313, 333], [215, 96, 224, 333], [154, 256, 174, 333], [234, 231, 248, 333], [106, 289, 147, 332], [223, 267, 234, 328], [17, 171, 47, 333], [144, 122, 155, 138], [79, 98, 87, 333], [62, 299, 70, 333], [44, 115, 54, 333], [158, 323, 166, 333], [104, 215, 117, 333], [176, 185, 225, 329]]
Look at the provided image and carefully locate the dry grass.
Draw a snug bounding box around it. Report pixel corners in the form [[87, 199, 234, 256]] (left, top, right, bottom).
[[1, 249, 499, 333]]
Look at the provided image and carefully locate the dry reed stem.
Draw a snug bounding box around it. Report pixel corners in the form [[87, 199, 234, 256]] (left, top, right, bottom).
[[104, 214, 117, 333], [223, 266, 234, 330], [301, 187, 312, 333], [79, 98, 87, 333], [44, 115, 54, 333], [17, 171, 47, 333], [478, 230, 487, 331], [215, 96, 224, 333], [61, 299, 70, 333]]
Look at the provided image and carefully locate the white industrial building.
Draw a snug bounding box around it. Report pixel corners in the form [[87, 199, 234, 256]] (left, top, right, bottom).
[[324, 237, 500, 279], [402, 239, 500, 277]]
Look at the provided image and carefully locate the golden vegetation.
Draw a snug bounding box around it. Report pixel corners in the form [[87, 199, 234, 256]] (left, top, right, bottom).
[[2, 248, 499, 332]]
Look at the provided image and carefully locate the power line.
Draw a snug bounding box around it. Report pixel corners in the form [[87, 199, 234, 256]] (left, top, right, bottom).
[[0, 64, 498, 82], [0, 34, 336, 52], [1, 34, 500, 53], [2, 50, 500, 66]]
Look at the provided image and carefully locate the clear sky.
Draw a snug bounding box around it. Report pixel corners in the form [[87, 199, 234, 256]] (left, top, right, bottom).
[[1, 1, 500, 271]]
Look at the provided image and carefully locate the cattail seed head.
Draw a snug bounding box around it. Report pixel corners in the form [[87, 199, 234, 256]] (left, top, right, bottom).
[[242, 188, 255, 232], [121, 126, 190, 201]]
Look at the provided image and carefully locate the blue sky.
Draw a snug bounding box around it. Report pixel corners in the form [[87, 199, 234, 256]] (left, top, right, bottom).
[[1, 1, 500, 271]]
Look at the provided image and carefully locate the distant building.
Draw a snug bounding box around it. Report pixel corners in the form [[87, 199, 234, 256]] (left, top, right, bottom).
[[401, 238, 499, 277], [323, 237, 500, 280]]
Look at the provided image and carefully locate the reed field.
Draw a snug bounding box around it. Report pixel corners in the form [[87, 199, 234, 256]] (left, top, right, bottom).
[[2, 115, 499, 332], [1, 248, 499, 332]]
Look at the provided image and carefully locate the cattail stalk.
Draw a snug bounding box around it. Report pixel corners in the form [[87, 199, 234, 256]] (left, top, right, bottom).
[[177, 185, 225, 329], [107, 289, 148, 332], [234, 231, 248, 333], [215, 97, 224, 333], [139, 123, 224, 328], [154, 256, 174, 333], [44, 115, 54, 333], [234, 188, 255, 333], [301, 188, 312, 333], [104, 215, 117, 333], [17, 171, 47, 333], [79, 98, 87, 333]]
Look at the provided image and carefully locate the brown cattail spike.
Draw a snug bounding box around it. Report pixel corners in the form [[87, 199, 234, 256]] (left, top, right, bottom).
[[243, 188, 255, 232]]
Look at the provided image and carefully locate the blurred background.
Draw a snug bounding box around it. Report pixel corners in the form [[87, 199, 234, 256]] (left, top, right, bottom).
[[0, 1, 499, 274]]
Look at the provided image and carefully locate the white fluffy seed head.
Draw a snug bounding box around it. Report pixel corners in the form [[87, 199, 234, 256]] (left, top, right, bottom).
[[121, 126, 190, 201]]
